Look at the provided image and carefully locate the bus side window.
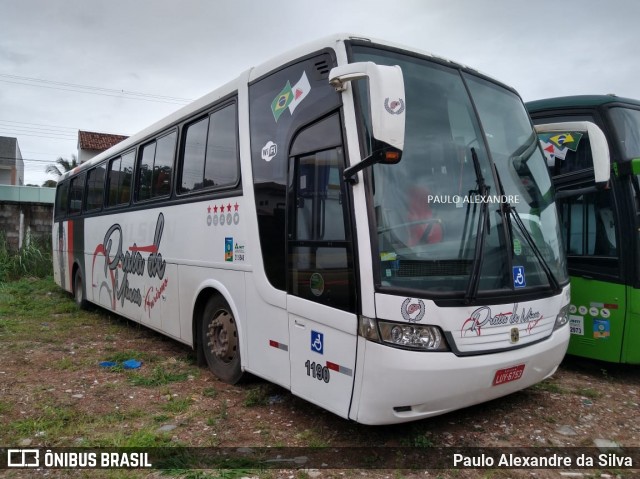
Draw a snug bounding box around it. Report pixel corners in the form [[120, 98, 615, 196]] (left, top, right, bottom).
[[55, 181, 70, 220], [561, 189, 617, 257], [137, 130, 176, 201], [85, 164, 106, 212], [179, 103, 238, 193], [107, 150, 135, 207], [68, 173, 86, 216]]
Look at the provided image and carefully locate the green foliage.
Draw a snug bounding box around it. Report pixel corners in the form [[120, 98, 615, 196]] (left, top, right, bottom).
[[88, 428, 176, 448], [0, 233, 52, 282], [128, 366, 189, 387], [243, 386, 270, 407], [163, 397, 193, 413]]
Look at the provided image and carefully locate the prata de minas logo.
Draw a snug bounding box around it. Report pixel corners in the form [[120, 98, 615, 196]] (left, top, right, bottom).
[[401, 298, 425, 322]]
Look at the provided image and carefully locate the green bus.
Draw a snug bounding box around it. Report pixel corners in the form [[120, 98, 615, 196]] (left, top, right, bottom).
[[527, 95, 640, 363]]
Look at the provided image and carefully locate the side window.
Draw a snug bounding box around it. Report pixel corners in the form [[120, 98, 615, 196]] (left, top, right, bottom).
[[68, 173, 86, 216], [55, 181, 70, 219], [532, 115, 597, 177], [137, 131, 176, 201], [205, 104, 238, 187], [180, 103, 238, 193], [85, 165, 106, 212], [181, 117, 208, 192], [107, 151, 135, 207], [560, 189, 617, 257], [138, 142, 156, 201], [547, 135, 594, 177]]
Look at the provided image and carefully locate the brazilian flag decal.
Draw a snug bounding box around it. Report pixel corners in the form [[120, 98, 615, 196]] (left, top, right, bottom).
[[271, 81, 293, 122], [539, 132, 584, 152]]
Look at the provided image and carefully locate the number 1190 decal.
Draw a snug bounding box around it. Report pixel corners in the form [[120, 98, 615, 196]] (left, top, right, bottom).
[[305, 360, 330, 383]]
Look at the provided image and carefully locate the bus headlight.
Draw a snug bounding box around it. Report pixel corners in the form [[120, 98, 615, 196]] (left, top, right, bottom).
[[358, 316, 449, 351], [554, 304, 570, 331]]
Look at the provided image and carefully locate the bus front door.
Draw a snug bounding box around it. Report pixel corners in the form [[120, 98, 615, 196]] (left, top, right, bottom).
[[286, 115, 358, 418]]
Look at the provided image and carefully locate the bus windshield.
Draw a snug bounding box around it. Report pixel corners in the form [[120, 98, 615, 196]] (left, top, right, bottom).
[[609, 107, 640, 160], [351, 46, 567, 297]]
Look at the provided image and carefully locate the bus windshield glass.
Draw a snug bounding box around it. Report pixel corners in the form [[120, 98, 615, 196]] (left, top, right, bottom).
[[351, 45, 567, 297], [609, 107, 640, 159]]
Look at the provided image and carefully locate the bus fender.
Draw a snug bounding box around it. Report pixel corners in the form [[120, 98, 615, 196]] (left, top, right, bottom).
[[190, 279, 246, 371]]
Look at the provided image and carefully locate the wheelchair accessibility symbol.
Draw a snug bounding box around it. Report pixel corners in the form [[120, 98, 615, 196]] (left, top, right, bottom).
[[513, 266, 526, 288], [311, 330, 324, 355]]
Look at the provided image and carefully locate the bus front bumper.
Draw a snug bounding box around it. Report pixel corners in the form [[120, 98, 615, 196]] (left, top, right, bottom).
[[350, 325, 570, 425]]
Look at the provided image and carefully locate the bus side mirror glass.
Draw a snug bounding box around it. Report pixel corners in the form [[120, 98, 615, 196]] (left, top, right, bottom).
[[534, 121, 610, 187], [329, 62, 405, 182]]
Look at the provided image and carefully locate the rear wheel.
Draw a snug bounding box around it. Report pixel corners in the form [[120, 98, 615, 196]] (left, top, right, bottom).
[[201, 295, 243, 384], [74, 268, 89, 310]]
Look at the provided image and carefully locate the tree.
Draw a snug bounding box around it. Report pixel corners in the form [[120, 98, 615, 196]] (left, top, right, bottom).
[[42, 179, 57, 188], [46, 154, 78, 178]]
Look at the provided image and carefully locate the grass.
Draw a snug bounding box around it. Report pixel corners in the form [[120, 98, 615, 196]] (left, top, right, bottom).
[[243, 386, 270, 407], [0, 274, 203, 449], [0, 233, 52, 282], [128, 365, 190, 387], [163, 397, 193, 413], [530, 379, 567, 394], [575, 387, 602, 399]]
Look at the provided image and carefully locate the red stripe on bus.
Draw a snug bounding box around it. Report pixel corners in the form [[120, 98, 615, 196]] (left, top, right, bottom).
[[326, 362, 340, 372], [129, 244, 158, 253]]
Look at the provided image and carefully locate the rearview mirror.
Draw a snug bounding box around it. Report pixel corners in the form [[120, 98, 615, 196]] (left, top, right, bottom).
[[329, 62, 405, 182]]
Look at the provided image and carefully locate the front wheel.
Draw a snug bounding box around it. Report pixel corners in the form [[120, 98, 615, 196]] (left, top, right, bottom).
[[200, 295, 244, 384]]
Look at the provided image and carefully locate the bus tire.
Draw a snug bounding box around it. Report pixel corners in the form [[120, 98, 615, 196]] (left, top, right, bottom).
[[201, 295, 244, 384], [74, 268, 89, 310]]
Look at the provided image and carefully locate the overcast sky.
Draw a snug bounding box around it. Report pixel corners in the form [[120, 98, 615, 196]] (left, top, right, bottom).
[[1, 0, 638, 186]]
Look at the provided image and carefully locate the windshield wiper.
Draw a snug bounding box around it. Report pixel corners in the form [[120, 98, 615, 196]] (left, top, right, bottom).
[[505, 203, 561, 293], [464, 147, 490, 304], [495, 139, 561, 294]]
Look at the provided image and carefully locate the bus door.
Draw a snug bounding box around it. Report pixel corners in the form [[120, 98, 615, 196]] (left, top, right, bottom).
[[286, 113, 359, 418], [558, 185, 625, 362]]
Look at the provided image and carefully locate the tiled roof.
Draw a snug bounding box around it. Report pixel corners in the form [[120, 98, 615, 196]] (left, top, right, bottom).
[[78, 130, 128, 151]]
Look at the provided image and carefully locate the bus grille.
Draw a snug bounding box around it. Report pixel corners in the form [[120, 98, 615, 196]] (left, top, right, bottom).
[[396, 260, 472, 277]]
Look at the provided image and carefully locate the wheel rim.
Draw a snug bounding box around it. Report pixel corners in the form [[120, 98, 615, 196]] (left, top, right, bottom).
[[205, 309, 238, 364]]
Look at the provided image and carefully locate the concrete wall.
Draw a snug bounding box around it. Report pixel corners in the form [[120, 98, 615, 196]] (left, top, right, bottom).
[[0, 201, 53, 251], [0, 185, 55, 251]]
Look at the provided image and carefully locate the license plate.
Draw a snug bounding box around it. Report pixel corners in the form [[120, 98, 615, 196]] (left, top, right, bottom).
[[492, 364, 525, 386]]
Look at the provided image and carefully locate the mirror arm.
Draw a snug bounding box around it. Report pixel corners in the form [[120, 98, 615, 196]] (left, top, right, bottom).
[[343, 155, 376, 184]]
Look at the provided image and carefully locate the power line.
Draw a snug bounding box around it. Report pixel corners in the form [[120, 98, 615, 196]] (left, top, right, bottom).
[[0, 130, 76, 141], [1, 156, 76, 163], [0, 74, 192, 105], [0, 118, 78, 131], [0, 125, 78, 137]]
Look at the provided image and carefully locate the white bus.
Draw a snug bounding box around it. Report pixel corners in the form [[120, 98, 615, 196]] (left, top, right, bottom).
[[53, 34, 571, 425]]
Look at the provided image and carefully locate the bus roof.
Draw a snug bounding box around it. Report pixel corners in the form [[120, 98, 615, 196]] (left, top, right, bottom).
[[526, 94, 640, 112]]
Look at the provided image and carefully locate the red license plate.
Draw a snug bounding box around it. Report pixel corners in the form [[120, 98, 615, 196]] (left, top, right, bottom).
[[492, 364, 525, 386]]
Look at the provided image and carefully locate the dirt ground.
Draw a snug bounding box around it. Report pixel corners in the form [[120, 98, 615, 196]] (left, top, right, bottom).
[[1, 278, 639, 478]]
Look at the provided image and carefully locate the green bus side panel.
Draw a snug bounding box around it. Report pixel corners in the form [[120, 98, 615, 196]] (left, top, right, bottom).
[[567, 276, 625, 363], [622, 285, 640, 364]]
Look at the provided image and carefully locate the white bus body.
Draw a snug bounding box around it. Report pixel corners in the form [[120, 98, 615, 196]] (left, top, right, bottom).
[[53, 34, 570, 425]]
